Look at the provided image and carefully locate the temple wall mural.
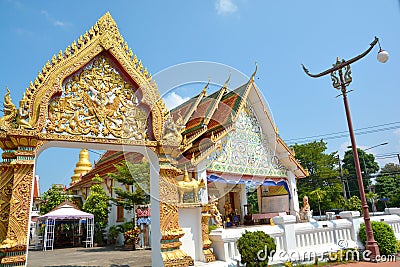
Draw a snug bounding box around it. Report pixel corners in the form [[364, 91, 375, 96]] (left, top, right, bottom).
[[208, 105, 288, 178]]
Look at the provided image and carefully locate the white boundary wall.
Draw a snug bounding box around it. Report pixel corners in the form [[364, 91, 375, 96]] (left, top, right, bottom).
[[207, 208, 400, 266]]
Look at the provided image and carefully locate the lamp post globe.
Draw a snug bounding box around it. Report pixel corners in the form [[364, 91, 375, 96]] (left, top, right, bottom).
[[377, 49, 389, 63]]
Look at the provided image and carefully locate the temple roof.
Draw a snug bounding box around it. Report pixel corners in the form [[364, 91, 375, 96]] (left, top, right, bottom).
[[172, 76, 307, 179], [69, 73, 307, 192]]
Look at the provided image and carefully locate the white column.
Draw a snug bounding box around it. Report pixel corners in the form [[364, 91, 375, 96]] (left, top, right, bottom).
[[288, 172, 299, 215], [339, 211, 362, 247], [239, 184, 247, 224], [179, 206, 203, 261], [272, 215, 297, 251], [196, 161, 208, 204], [149, 156, 162, 266]]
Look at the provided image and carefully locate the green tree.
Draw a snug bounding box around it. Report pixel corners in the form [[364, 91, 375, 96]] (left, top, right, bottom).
[[40, 184, 71, 215], [342, 148, 379, 197], [292, 140, 343, 212], [344, 196, 362, 214], [82, 175, 111, 244], [309, 188, 327, 217], [375, 163, 400, 208], [109, 160, 150, 224]]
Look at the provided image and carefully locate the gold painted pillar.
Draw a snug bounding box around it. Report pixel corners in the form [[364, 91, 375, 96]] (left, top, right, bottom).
[[0, 138, 36, 266], [201, 205, 216, 262], [159, 156, 193, 266], [0, 140, 17, 242]]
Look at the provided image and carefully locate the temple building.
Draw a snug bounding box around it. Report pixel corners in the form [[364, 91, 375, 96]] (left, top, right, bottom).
[[68, 70, 308, 242]]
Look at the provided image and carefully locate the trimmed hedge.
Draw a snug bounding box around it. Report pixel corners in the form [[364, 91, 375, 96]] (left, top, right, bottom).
[[237, 230, 276, 266], [359, 221, 398, 255]]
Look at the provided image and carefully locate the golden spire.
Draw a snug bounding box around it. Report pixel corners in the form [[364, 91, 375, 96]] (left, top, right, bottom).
[[183, 166, 191, 182], [70, 149, 93, 185]]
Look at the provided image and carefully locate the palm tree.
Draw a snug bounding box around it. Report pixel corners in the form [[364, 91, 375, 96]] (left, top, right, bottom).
[[309, 188, 327, 218]]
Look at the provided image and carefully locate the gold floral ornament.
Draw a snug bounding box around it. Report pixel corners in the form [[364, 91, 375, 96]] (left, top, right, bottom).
[[45, 55, 149, 139]]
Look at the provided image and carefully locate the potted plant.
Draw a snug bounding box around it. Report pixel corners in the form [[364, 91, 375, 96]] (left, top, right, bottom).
[[107, 225, 119, 245], [124, 227, 141, 250]]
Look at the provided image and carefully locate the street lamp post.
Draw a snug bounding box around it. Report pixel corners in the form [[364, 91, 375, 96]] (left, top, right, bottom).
[[302, 37, 389, 260]]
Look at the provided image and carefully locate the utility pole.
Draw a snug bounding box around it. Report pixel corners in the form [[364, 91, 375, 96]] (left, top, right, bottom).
[[397, 154, 400, 165]]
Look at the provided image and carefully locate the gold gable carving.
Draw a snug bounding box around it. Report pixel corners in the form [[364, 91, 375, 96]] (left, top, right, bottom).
[[8, 12, 167, 141], [45, 55, 149, 140]]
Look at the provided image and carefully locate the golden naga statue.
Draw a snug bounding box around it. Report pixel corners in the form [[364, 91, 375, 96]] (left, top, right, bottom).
[[177, 169, 206, 203], [0, 87, 17, 130], [0, 87, 33, 130]]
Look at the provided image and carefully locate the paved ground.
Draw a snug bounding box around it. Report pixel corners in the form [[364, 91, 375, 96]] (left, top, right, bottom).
[[27, 246, 152, 267], [27, 246, 399, 267]]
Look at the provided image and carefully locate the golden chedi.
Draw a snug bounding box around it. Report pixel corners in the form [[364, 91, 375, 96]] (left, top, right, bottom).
[[70, 149, 92, 185]]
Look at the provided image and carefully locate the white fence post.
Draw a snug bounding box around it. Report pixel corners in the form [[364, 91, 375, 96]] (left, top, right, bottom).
[[338, 211, 360, 245], [272, 215, 297, 251]]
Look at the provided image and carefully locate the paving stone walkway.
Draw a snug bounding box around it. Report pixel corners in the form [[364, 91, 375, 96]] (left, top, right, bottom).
[[27, 246, 152, 267]]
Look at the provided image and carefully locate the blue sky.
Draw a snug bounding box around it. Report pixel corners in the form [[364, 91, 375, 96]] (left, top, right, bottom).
[[0, 0, 399, 193]]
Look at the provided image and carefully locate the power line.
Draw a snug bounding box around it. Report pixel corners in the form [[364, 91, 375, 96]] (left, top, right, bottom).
[[285, 121, 400, 144]]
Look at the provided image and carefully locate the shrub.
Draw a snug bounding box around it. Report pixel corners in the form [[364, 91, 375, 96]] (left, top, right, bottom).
[[107, 225, 120, 244], [359, 221, 398, 255], [237, 230, 276, 266]]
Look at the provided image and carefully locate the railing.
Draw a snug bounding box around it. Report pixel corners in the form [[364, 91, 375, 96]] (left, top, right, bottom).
[[293, 219, 355, 255], [209, 208, 400, 265]]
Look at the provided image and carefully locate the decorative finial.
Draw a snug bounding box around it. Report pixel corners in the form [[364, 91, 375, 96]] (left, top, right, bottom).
[[223, 73, 231, 89], [202, 78, 210, 95], [250, 62, 258, 82], [183, 166, 190, 182]]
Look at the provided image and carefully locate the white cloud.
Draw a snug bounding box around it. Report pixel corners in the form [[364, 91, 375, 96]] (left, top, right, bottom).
[[215, 0, 238, 15], [41, 10, 68, 27], [163, 92, 190, 109]]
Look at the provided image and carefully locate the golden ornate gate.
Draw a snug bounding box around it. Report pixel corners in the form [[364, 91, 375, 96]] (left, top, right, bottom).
[[0, 12, 191, 266]]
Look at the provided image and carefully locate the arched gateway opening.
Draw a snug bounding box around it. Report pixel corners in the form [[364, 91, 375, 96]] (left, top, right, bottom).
[[0, 13, 190, 266]]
